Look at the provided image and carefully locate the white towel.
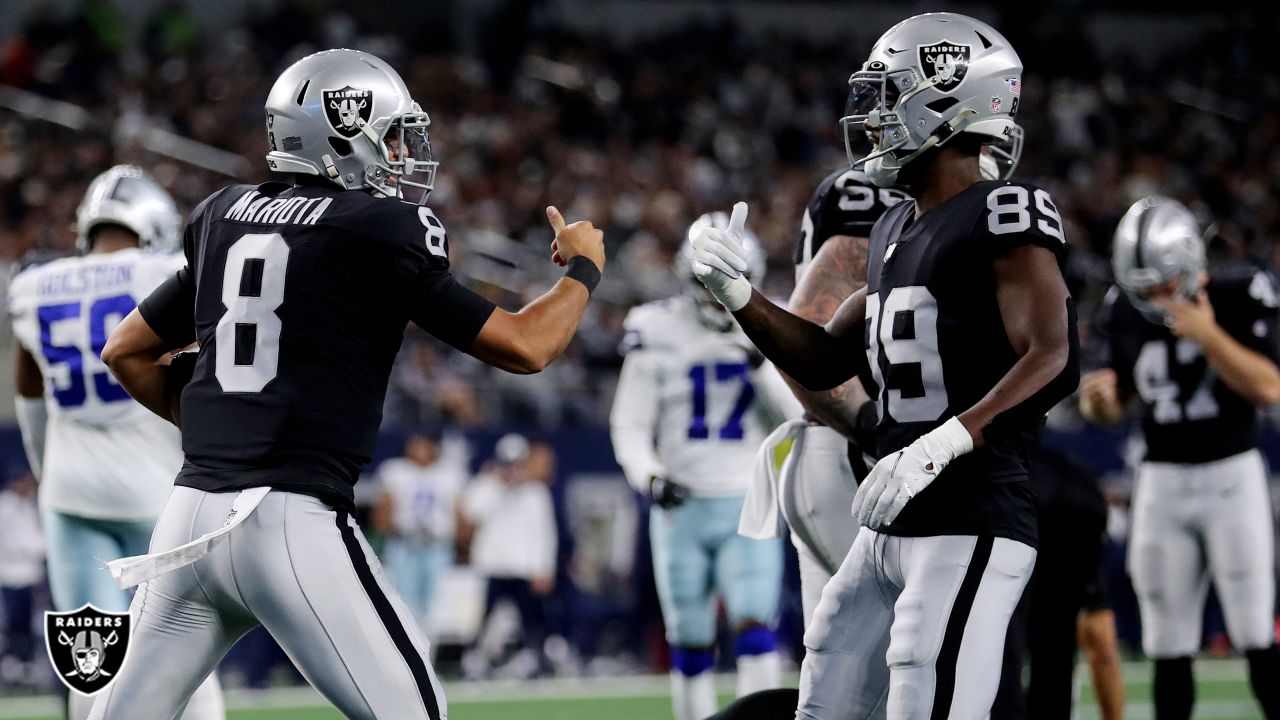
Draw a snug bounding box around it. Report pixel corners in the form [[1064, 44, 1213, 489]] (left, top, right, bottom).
[[107, 487, 271, 589], [738, 419, 808, 539]]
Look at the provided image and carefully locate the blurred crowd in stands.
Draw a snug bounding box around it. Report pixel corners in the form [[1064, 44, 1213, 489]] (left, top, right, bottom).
[[1, 1, 1276, 428]]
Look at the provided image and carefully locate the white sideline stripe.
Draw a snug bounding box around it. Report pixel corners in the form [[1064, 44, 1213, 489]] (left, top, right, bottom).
[[0, 661, 1261, 719]]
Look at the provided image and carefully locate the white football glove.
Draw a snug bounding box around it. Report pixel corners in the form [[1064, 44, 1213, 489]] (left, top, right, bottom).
[[851, 417, 974, 529], [690, 202, 753, 312]]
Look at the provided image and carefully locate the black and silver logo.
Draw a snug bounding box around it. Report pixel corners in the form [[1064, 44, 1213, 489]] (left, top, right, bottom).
[[917, 40, 971, 93], [323, 86, 373, 138], [45, 605, 131, 695]]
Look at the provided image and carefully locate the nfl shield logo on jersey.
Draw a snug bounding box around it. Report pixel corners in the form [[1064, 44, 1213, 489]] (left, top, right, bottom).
[[323, 86, 374, 138], [918, 40, 971, 92], [45, 605, 131, 695]]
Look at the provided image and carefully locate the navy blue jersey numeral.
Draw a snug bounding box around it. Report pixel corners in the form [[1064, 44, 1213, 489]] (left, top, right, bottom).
[[686, 361, 755, 440], [37, 293, 137, 408]]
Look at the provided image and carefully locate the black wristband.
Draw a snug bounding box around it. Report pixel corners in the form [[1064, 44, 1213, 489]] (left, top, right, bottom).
[[564, 256, 601, 295]]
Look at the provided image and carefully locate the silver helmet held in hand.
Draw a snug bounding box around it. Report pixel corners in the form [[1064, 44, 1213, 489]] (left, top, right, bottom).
[[75, 165, 181, 254], [1112, 196, 1206, 324], [264, 48, 438, 204], [675, 212, 766, 331], [842, 12, 1024, 187]]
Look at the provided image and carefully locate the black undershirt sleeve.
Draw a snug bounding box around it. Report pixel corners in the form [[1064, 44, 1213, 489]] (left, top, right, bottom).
[[137, 266, 197, 349]]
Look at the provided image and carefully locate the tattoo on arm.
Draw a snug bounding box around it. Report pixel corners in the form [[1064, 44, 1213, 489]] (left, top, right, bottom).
[[785, 235, 872, 433]]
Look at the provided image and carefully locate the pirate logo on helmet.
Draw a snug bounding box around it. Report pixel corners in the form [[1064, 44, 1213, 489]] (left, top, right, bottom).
[[322, 86, 374, 139], [917, 40, 971, 93], [45, 605, 131, 695]]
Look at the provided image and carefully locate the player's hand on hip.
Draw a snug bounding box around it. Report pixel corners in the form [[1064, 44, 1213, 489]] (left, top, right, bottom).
[[547, 206, 605, 271], [852, 417, 973, 529], [1080, 369, 1118, 406], [690, 201, 753, 312]]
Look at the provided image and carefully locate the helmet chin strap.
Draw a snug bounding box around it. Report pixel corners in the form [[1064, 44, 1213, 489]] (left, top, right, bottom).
[[864, 109, 981, 186]]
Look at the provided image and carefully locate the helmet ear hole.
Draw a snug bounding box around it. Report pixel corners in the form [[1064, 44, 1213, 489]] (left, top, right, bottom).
[[327, 137, 353, 157]]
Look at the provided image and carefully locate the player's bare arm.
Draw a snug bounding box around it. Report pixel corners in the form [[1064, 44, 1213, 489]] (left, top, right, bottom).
[[958, 243, 1077, 445], [100, 309, 178, 424], [469, 206, 605, 375], [14, 344, 47, 477], [783, 234, 872, 437], [1164, 292, 1280, 406]]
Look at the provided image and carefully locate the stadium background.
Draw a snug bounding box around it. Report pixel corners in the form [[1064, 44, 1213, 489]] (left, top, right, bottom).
[[0, 0, 1276, 717]]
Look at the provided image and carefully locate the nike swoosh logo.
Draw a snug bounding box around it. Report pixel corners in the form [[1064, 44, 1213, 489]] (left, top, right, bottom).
[[886, 48, 908, 55]]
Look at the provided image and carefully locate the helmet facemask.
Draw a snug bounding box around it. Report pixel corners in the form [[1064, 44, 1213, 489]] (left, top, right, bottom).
[[362, 108, 438, 205]]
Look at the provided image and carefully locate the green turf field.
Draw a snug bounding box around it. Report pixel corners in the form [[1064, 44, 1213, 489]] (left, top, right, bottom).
[[0, 660, 1267, 720]]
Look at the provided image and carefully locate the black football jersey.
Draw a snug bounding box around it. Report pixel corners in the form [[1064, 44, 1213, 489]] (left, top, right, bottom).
[[861, 180, 1080, 547], [1099, 270, 1280, 464], [793, 167, 908, 281], [138, 182, 496, 511]]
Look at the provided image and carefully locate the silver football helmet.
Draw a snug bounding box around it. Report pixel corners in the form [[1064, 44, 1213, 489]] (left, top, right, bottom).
[[264, 49, 437, 205], [1112, 196, 1206, 324], [675, 212, 766, 331], [75, 165, 181, 254], [842, 12, 1024, 187]]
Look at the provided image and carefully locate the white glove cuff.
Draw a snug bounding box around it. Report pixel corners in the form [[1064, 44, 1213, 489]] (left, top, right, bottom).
[[923, 416, 974, 466], [716, 275, 752, 312]]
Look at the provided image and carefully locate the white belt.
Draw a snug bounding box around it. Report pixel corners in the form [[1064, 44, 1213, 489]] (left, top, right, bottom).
[[738, 419, 808, 540], [107, 487, 271, 588]]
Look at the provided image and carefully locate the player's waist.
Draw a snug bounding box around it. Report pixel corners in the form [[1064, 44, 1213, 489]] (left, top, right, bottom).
[[1140, 420, 1260, 465], [175, 462, 357, 513], [1140, 448, 1264, 478]]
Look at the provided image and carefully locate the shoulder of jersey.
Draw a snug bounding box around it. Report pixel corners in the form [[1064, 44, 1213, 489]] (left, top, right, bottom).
[[620, 297, 692, 353], [8, 253, 80, 300], [1210, 267, 1279, 313]]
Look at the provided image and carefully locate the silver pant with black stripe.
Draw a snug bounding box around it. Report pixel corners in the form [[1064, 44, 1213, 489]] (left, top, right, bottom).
[[778, 424, 861, 626], [798, 529, 1035, 720], [1128, 449, 1276, 658], [88, 487, 446, 720]]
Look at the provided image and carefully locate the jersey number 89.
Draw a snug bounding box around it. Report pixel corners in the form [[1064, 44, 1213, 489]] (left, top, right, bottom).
[[216, 233, 290, 393], [865, 286, 949, 423]]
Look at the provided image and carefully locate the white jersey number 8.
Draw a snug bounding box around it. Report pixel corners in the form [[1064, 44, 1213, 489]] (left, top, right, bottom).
[[215, 233, 290, 393]]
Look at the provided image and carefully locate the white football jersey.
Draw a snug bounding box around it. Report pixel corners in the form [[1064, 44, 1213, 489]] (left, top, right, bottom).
[[378, 457, 464, 542], [610, 296, 801, 497], [8, 249, 185, 520]]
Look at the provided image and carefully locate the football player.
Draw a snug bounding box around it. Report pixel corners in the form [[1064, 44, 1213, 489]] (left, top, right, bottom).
[[88, 49, 604, 720], [777, 165, 906, 627], [8, 166, 225, 720], [610, 214, 801, 720], [1079, 196, 1280, 720], [691, 12, 1079, 719]]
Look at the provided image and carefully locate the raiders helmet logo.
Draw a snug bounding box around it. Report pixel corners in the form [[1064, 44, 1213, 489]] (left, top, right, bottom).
[[45, 605, 131, 695], [323, 86, 374, 138], [917, 40, 971, 93]]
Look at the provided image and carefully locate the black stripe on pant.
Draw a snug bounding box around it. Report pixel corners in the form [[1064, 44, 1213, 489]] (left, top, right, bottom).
[[931, 535, 995, 720], [335, 510, 441, 720]]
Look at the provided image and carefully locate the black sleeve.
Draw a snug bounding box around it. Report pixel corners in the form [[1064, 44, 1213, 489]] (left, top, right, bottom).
[[1225, 272, 1280, 362], [795, 169, 908, 266], [138, 266, 197, 349], [407, 268, 497, 351], [972, 181, 1069, 259]]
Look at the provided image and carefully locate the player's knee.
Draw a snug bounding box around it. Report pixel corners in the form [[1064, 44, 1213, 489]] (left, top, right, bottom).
[[734, 624, 776, 658], [671, 646, 716, 678], [668, 612, 717, 649]]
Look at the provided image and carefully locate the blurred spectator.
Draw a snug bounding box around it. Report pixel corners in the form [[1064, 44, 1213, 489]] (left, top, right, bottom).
[[458, 434, 557, 678], [373, 431, 467, 634], [0, 474, 44, 683]]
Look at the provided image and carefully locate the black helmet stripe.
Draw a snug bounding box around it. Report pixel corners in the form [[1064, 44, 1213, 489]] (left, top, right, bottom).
[[1133, 203, 1156, 270]]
